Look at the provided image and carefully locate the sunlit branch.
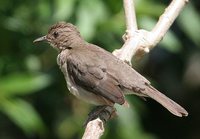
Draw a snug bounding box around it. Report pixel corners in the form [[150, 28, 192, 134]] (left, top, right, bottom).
[[82, 118, 104, 139], [113, 0, 189, 65]]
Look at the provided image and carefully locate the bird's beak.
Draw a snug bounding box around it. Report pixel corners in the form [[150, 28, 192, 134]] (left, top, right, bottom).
[[33, 35, 47, 43]]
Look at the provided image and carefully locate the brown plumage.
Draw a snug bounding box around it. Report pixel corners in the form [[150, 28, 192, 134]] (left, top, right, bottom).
[[34, 22, 188, 117]]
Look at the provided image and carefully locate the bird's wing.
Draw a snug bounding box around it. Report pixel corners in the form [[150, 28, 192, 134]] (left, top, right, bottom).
[[66, 52, 125, 105], [84, 44, 188, 117], [85, 44, 150, 93]]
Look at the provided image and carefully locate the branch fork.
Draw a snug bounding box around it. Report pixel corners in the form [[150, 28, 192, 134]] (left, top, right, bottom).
[[113, 29, 151, 65]]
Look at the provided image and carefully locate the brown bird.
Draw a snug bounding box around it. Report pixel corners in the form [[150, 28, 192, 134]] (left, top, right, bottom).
[[34, 22, 188, 117]]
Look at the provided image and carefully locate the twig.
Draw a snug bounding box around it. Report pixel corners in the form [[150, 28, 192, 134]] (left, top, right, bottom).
[[82, 118, 104, 139], [150, 0, 189, 49], [113, 0, 189, 65], [123, 0, 137, 31], [82, 106, 116, 139], [82, 0, 189, 138], [113, 0, 139, 65]]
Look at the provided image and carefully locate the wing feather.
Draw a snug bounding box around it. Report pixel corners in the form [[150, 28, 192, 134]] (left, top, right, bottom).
[[67, 53, 125, 105]]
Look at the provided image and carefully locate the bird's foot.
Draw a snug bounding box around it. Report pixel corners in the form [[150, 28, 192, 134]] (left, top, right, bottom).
[[83, 105, 117, 127]]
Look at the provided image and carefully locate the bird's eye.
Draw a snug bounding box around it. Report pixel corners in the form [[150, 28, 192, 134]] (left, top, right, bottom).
[[53, 31, 59, 38]]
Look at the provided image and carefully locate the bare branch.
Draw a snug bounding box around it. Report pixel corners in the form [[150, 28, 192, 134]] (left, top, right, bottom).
[[150, 0, 189, 48], [113, 0, 139, 65], [113, 0, 189, 64], [82, 106, 116, 139], [82, 118, 104, 139], [123, 0, 137, 31]]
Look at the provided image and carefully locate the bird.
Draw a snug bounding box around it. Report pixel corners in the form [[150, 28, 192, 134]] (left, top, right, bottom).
[[33, 22, 188, 117]]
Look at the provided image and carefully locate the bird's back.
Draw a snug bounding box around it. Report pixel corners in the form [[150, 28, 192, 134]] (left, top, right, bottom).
[[78, 43, 151, 93]]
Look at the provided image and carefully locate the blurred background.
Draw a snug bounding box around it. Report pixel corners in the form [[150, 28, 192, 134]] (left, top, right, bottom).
[[0, 0, 200, 139]]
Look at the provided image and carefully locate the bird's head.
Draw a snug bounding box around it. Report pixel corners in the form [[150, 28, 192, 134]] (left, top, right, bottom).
[[33, 22, 82, 51]]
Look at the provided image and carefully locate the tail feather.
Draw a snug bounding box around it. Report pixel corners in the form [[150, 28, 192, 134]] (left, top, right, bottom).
[[144, 85, 188, 117]]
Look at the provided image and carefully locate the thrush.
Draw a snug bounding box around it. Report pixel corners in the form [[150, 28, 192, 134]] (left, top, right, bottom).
[[34, 22, 188, 117]]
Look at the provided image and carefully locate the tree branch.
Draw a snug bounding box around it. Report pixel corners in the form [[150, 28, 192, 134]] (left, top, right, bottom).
[[82, 106, 116, 139], [123, 0, 137, 31], [82, 118, 104, 139], [151, 0, 189, 48], [82, 0, 189, 138], [113, 0, 189, 65]]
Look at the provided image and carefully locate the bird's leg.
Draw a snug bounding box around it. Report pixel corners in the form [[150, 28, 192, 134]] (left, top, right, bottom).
[[83, 105, 117, 127]]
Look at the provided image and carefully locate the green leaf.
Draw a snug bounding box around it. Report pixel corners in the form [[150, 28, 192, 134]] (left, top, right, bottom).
[[76, 0, 108, 40], [160, 31, 182, 53], [136, 0, 165, 17], [0, 98, 46, 135], [0, 73, 52, 97], [25, 55, 41, 72], [37, 1, 51, 21], [53, 0, 76, 21], [56, 117, 80, 139], [178, 3, 200, 47], [116, 102, 155, 139]]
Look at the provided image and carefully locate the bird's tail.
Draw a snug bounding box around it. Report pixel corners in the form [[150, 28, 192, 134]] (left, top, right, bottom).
[[143, 85, 188, 117]]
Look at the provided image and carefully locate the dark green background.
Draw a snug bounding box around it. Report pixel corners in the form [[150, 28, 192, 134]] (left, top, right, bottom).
[[0, 0, 199, 139]]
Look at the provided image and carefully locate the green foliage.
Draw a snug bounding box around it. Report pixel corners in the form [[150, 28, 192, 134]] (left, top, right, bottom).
[[0, 72, 51, 135], [136, 0, 165, 17], [0, 73, 51, 97], [178, 3, 200, 47], [116, 104, 155, 139], [53, 0, 76, 21], [0, 98, 46, 136], [76, 0, 108, 40]]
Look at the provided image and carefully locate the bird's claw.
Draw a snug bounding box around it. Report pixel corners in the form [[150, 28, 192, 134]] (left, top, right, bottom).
[[83, 105, 117, 127]]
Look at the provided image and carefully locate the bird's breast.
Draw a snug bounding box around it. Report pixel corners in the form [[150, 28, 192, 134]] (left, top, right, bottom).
[[57, 51, 113, 106], [57, 51, 79, 96]]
